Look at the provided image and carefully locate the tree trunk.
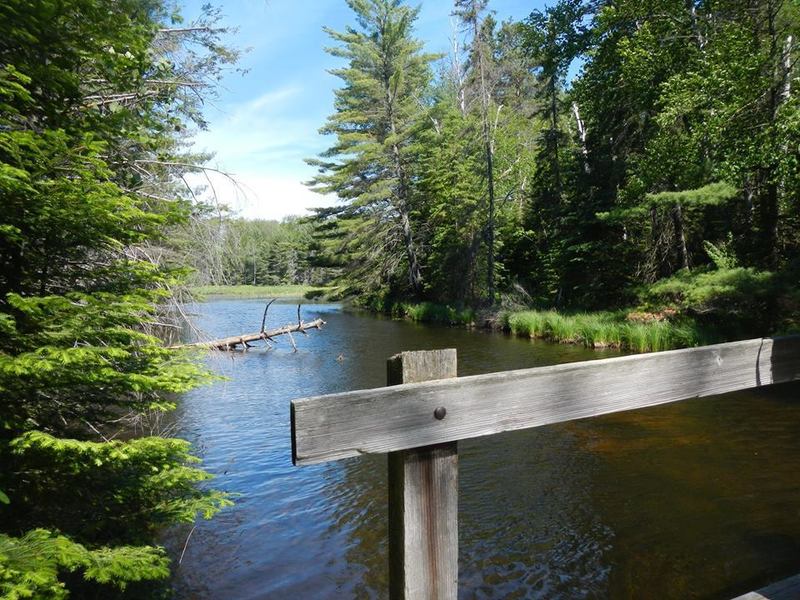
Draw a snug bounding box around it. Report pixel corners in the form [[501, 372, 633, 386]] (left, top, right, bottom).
[[450, 28, 467, 116], [686, 0, 705, 51], [571, 101, 589, 174], [758, 5, 784, 269], [471, 13, 496, 304], [385, 75, 423, 297], [485, 134, 495, 303], [672, 202, 690, 271], [759, 171, 780, 269], [399, 208, 423, 294], [390, 135, 423, 296], [781, 35, 793, 102], [549, 74, 562, 201], [179, 317, 326, 351]]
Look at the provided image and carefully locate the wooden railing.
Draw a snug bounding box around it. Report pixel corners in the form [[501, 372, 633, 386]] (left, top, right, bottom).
[[290, 336, 800, 599]]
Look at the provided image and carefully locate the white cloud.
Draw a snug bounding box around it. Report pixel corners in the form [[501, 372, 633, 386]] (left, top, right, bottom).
[[186, 170, 337, 221], [186, 81, 338, 219], [192, 83, 321, 169], [245, 86, 302, 112]]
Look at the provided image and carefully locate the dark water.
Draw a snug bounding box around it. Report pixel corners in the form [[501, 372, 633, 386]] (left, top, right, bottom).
[[169, 299, 800, 599]]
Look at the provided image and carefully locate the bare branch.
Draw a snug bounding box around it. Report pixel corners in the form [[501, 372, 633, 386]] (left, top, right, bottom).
[[261, 299, 276, 333], [158, 26, 222, 34]]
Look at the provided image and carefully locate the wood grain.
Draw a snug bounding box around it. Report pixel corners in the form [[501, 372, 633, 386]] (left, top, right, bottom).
[[387, 350, 458, 600], [292, 336, 800, 465]]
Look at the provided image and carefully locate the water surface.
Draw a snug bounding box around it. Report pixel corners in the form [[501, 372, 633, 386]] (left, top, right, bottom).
[[169, 299, 800, 599]]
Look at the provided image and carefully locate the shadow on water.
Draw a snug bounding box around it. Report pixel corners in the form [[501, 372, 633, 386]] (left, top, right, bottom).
[[168, 300, 800, 599]]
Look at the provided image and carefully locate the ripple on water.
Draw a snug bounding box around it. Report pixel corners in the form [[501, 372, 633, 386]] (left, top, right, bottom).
[[169, 300, 800, 599]]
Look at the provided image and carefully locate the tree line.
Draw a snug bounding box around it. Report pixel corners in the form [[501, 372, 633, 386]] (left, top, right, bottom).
[[308, 0, 800, 335], [181, 216, 334, 287]]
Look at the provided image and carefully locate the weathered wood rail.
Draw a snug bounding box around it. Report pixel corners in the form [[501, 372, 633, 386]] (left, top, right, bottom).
[[290, 336, 800, 599]]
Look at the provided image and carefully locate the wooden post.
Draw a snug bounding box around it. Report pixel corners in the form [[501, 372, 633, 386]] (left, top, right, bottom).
[[387, 349, 458, 600]]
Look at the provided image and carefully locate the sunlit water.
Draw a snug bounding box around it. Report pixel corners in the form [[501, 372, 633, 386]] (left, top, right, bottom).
[[168, 299, 800, 599]]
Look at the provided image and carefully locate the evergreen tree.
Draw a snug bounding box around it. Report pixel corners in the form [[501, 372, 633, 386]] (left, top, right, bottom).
[[454, 0, 499, 303], [0, 1, 235, 596], [299, 0, 799, 328], [307, 0, 436, 299]]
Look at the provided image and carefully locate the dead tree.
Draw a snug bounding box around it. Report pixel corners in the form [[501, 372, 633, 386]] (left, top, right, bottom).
[[175, 300, 325, 351]]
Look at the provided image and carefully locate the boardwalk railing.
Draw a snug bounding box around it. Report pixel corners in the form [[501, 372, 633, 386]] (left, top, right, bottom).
[[290, 336, 800, 599]]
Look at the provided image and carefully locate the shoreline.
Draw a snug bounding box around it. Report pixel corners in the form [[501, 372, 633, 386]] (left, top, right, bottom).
[[188, 289, 714, 354], [381, 301, 712, 353], [189, 285, 331, 300]]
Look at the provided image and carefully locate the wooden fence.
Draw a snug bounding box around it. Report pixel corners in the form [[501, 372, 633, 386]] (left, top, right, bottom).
[[291, 336, 800, 599]]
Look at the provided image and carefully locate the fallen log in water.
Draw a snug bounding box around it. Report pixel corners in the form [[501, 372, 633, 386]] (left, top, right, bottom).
[[180, 318, 325, 351], [175, 301, 325, 351]]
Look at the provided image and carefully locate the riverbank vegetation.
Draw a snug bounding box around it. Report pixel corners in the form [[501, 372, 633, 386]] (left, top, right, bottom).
[[375, 301, 477, 326], [0, 1, 235, 597], [378, 300, 707, 351], [502, 310, 707, 352], [301, 0, 800, 348]]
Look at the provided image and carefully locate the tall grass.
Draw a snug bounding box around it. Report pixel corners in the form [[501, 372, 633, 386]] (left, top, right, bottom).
[[502, 310, 706, 352], [374, 300, 706, 352]]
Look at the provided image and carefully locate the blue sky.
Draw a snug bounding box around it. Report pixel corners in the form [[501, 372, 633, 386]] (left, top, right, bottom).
[[183, 0, 547, 220]]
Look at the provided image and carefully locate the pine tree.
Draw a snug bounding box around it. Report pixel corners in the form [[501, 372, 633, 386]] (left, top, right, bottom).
[[454, 0, 499, 304], [307, 0, 436, 299]]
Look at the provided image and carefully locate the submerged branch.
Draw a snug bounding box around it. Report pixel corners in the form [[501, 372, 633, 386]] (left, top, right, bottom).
[[176, 318, 326, 351], [175, 301, 325, 351]]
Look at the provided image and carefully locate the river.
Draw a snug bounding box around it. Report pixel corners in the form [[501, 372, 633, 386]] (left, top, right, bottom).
[[168, 299, 800, 599]]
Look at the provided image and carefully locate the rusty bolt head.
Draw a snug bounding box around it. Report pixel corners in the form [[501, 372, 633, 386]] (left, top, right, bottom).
[[434, 406, 447, 420]]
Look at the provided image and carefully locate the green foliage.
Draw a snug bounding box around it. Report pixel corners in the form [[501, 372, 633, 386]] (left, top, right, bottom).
[[0, 0, 236, 596], [307, 0, 438, 298], [598, 183, 740, 222], [181, 217, 335, 288], [414, 102, 487, 302], [642, 268, 776, 320], [391, 302, 476, 326], [0, 529, 169, 599], [6, 432, 231, 543], [703, 234, 739, 270], [0, 291, 211, 431], [301, 0, 799, 338], [646, 183, 740, 208]]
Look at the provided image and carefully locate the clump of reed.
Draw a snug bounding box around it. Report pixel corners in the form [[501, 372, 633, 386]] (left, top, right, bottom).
[[502, 310, 705, 352]]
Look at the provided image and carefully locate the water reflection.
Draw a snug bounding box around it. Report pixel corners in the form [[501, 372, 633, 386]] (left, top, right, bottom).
[[572, 384, 800, 598], [324, 454, 388, 599], [169, 300, 800, 599], [458, 428, 613, 599]]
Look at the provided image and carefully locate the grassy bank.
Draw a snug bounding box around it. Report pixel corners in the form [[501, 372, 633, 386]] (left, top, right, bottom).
[[501, 309, 709, 352], [190, 284, 330, 299], [388, 300, 706, 352]]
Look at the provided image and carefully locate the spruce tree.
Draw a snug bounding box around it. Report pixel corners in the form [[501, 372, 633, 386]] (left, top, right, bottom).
[[0, 1, 234, 596]]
